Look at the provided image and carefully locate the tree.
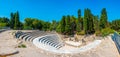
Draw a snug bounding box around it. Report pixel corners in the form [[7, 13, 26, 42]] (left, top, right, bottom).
[[10, 13, 15, 29], [24, 18, 34, 26], [84, 9, 88, 34], [65, 15, 71, 35], [78, 9, 81, 20], [93, 15, 100, 31], [76, 9, 83, 33], [77, 9, 83, 31], [50, 20, 58, 31], [24, 18, 45, 30], [32, 19, 42, 29], [70, 16, 76, 34], [0, 17, 10, 28], [14, 11, 20, 29], [111, 19, 120, 31], [100, 8, 108, 29], [0, 17, 9, 23], [9, 11, 23, 29], [57, 16, 66, 34], [42, 21, 51, 31], [89, 14, 95, 34], [61, 16, 66, 34], [56, 22, 61, 33], [24, 18, 34, 29], [84, 8, 94, 34]]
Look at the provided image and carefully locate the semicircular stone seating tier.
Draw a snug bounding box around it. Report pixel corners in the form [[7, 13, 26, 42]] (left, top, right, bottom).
[[15, 31, 36, 42], [14, 31, 64, 49], [38, 34, 64, 49]]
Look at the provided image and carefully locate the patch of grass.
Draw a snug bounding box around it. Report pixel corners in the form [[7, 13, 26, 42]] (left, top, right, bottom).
[[18, 44, 26, 48]]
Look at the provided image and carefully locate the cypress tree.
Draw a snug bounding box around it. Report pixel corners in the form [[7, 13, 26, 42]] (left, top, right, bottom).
[[84, 8, 94, 34], [84, 9, 88, 34], [100, 8, 108, 29], [60, 16, 66, 34], [14, 11, 20, 29], [70, 16, 76, 34], [94, 15, 100, 31], [10, 13, 15, 29], [76, 9, 83, 32], [65, 15, 71, 35]]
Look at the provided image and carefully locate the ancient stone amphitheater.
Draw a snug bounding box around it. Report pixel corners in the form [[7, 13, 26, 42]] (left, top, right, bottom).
[[14, 31, 64, 49], [0, 30, 119, 57], [14, 31, 102, 54]]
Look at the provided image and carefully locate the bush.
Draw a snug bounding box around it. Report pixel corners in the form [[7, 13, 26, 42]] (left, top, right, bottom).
[[77, 30, 85, 35], [95, 30, 102, 36], [101, 28, 114, 37], [117, 31, 120, 34], [0, 23, 7, 27], [23, 26, 33, 30]]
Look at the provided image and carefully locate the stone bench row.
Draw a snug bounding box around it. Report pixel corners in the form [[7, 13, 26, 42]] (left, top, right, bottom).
[[15, 31, 35, 42], [0, 29, 7, 33], [38, 35, 64, 49], [112, 32, 120, 53], [15, 31, 64, 49], [26, 31, 47, 38]]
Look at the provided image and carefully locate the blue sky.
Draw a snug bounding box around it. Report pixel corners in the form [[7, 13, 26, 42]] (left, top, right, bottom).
[[0, 0, 120, 22]]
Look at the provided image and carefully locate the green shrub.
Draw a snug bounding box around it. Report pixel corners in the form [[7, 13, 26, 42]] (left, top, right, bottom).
[[117, 31, 120, 34], [101, 28, 114, 37], [77, 30, 85, 35], [18, 44, 26, 48], [23, 26, 32, 30], [95, 30, 102, 36], [0, 23, 7, 27]]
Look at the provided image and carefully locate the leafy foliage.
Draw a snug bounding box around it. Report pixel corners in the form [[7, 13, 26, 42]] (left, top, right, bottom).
[[111, 19, 120, 31], [24, 18, 51, 31], [0, 23, 8, 27], [0, 17, 10, 28], [50, 20, 58, 31], [101, 28, 114, 37]]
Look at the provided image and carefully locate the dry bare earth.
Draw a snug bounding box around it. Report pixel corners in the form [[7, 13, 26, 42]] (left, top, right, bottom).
[[0, 30, 119, 57]]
